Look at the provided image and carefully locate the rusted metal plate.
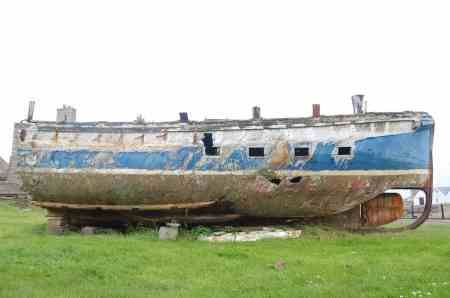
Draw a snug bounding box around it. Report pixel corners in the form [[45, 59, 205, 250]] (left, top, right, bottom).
[[362, 193, 404, 226]]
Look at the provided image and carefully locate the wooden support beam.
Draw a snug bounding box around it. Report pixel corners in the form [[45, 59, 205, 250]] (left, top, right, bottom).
[[128, 213, 242, 224], [33, 200, 217, 211]]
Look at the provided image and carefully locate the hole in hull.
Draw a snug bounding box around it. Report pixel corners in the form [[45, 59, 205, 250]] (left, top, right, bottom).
[[385, 189, 428, 222], [269, 178, 281, 185], [19, 129, 26, 142], [202, 133, 220, 156], [289, 176, 303, 183]]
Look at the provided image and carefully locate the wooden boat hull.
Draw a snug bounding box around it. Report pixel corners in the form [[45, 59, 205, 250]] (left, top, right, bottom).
[[11, 111, 434, 229]]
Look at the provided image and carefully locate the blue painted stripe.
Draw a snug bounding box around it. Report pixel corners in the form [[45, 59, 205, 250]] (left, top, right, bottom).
[[16, 126, 432, 171]]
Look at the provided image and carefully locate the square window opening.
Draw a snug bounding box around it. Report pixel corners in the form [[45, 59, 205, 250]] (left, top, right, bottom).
[[295, 147, 310, 157], [249, 147, 265, 157], [338, 147, 352, 156], [205, 146, 220, 156]]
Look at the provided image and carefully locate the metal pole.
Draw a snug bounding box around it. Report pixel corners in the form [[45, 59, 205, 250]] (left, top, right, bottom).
[[27, 101, 35, 121], [313, 104, 321, 118]]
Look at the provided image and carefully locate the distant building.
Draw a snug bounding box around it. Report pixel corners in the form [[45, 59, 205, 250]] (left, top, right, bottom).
[[433, 187, 450, 204], [0, 157, 8, 180], [387, 188, 450, 205], [0, 156, 27, 198]]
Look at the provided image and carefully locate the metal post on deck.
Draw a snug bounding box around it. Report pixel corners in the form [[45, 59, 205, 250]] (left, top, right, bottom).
[[27, 100, 35, 122], [313, 104, 321, 118], [352, 94, 365, 114], [252, 106, 261, 120]]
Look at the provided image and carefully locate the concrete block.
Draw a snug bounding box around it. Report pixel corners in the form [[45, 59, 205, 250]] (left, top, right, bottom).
[[159, 223, 180, 240], [81, 226, 97, 235]]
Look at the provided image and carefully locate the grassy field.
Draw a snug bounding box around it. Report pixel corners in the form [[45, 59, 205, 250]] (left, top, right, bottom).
[[0, 201, 449, 298]]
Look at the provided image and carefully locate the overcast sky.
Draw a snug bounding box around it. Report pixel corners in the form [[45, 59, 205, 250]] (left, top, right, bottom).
[[0, 0, 449, 185]]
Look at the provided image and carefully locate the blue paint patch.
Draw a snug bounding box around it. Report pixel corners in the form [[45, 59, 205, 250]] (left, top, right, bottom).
[[301, 126, 431, 171], [113, 147, 203, 170], [16, 126, 432, 172], [349, 126, 431, 170], [221, 148, 265, 171], [302, 143, 336, 171]]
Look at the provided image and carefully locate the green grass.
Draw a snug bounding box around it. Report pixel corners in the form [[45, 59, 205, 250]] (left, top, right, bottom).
[[0, 201, 449, 298]]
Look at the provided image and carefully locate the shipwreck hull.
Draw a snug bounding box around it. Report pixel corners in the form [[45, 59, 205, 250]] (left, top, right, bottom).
[[20, 170, 429, 218], [11, 110, 435, 229]]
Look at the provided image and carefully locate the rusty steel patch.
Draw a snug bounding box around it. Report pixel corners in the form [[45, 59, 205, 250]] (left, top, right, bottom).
[[362, 193, 404, 226]]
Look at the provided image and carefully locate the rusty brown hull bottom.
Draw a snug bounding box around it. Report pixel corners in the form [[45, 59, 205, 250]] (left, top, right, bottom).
[[20, 171, 429, 218]]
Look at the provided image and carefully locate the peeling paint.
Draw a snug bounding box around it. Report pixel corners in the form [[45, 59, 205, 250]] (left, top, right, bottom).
[[12, 111, 435, 225]]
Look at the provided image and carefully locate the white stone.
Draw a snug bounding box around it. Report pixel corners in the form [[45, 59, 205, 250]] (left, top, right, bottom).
[[81, 226, 96, 235], [159, 225, 179, 240], [198, 228, 302, 242]]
